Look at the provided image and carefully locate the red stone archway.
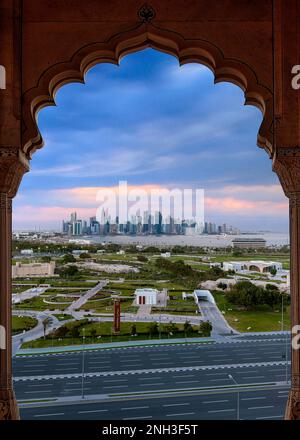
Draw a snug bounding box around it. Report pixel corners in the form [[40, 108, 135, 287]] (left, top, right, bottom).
[[1, 0, 300, 420]]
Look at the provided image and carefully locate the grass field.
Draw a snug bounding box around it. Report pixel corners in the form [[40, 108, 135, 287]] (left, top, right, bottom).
[[22, 320, 204, 348], [214, 291, 290, 332], [12, 316, 38, 335]]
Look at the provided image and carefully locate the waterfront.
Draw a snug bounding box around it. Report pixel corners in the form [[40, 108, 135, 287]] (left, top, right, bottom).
[[84, 233, 289, 248]]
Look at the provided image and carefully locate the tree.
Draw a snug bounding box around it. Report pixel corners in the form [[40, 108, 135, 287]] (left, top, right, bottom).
[[70, 326, 80, 338], [130, 323, 137, 336], [183, 320, 193, 335], [199, 320, 212, 337], [79, 253, 90, 259], [148, 322, 159, 337], [270, 267, 277, 276], [60, 265, 79, 278], [90, 328, 97, 338], [137, 255, 148, 263], [41, 256, 51, 263], [42, 317, 52, 339], [62, 253, 76, 263], [166, 321, 178, 335]]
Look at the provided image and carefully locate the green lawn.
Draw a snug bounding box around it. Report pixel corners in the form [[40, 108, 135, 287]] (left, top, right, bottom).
[[214, 291, 291, 332], [12, 316, 38, 335], [22, 320, 204, 348]]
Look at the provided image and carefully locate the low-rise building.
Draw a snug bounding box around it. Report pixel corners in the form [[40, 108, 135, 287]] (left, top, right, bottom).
[[134, 288, 158, 305], [12, 261, 55, 278], [20, 249, 34, 255], [223, 260, 282, 273], [161, 252, 171, 258], [232, 238, 266, 249]]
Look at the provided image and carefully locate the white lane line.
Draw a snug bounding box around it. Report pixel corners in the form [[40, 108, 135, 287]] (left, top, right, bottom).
[[123, 416, 153, 420], [241, 397, 266, 401], [248, 405, 274, 410], [34, 413, 65, 418], [27, 384, 54, 387], [78, 409, 108, 414], [207, 409, 235, 413], [172, 375, 195, 378], [256, 415, 283, 420], [202, 400, 229, 404], [163, 403, 190, 407], [138, 377, 162, 381], [242, 376, 265, 379], [103, 385, 129, 389], [104, 379, 128, 383], [175, 381, 199, 384], [121, 406, 150, 411], [24, 391, 52, 394], [139, 383, 165, 387], [166, 412, 195, 417]]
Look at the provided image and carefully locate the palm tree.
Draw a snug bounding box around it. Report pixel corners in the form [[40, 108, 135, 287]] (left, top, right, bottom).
[[42, 317, 52, 339]]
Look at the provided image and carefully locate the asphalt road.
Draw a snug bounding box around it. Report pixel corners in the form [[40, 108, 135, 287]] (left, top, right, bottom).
[[14, 363, 290, 400], [19, 387, 289, 420], [13, 339, 291, 377]]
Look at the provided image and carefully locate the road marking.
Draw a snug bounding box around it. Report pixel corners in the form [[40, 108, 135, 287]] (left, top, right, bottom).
[[202, 400, 229, 404], [121, 406, 150, 411], [34, 413, 65, 417], [78, 409, 108, 414], [248, 405, 274, 410], [256, 415, 283, 420], [123, 416, 153, 420], [163, 403, 190, 407], [166, 412, 195, 417], [241, 397, 266, 401], [207, 409, 235, 413], [139, 383, 164, 387]]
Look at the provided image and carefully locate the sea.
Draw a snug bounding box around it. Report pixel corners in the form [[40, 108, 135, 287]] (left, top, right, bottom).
[[84, 233, 289, 248]]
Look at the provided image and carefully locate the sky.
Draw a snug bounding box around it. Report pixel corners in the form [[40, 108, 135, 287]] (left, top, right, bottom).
[[13, 48, 288, 232]]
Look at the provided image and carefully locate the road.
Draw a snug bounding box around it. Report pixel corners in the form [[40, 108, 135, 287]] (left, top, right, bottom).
[[197, 300, 237, 335], [19, 387, 288, 420], [14, 363, 290, 400], [13, 338, 290, 377], [65, 280, 107, 313], [12, 311, 60, 356], [14, 335, 291, 420]]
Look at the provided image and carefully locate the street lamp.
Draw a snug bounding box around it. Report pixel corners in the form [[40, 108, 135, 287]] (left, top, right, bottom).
[[81, 328, 85, 399], [229, 374, 240, 420]]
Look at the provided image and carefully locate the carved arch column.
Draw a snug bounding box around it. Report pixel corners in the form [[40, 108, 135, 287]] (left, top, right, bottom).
[[0, 148, 29, 420], [273, 148, 300, 420]]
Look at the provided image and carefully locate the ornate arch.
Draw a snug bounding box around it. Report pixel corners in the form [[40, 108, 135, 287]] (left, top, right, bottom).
[[22, 19, 274, 159]]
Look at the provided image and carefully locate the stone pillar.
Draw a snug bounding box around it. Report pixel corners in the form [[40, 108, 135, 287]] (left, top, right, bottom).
[[0, 193, 19, 419], [273, 148, 300, 419], [0, 149, 29, 420]]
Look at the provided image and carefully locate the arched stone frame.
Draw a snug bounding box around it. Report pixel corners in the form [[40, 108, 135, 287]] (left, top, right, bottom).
[[1, 0, 300, 421], [21, 24, 274, 158]]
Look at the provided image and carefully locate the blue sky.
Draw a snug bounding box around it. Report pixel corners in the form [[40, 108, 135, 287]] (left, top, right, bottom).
[[14, 48, 288, 231]]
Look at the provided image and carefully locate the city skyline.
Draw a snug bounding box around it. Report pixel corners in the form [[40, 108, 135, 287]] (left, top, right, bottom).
[[13, 49, 288, 232], [61, 210, 241, 237]]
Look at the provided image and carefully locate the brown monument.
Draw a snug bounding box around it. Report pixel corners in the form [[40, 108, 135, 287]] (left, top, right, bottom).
[[1, 0, 300, 419]]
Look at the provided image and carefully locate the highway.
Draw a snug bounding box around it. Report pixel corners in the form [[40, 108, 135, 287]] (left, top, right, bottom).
[[13, 338, 291, 377], [14, 335, 291, 420], [14, 363, 290, 400], [19, 387, 289, 420]]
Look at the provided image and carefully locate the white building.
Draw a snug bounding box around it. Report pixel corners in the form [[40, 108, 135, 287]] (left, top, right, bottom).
[[134, 288, 158, 305], [116, 250, 125, 255], [161, 252, 171, 258], [20, 249, 34, 255], [223, 260, 283, 273]]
